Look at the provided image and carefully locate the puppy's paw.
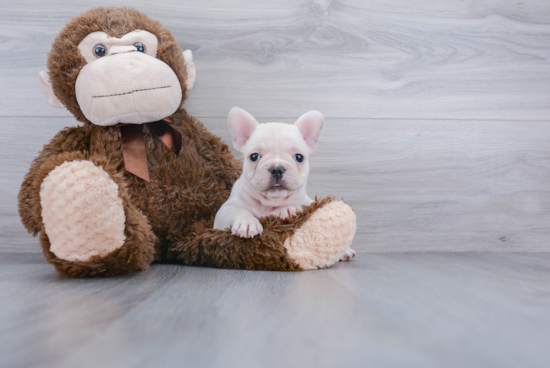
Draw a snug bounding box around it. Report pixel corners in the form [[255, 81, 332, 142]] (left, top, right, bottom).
[[231, 218, 263, 238], [274, 206, 303, 220], [340, 249, 356, 261]]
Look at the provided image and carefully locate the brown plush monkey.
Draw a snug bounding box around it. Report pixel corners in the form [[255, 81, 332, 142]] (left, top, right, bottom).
[[18, 7, 356, 277]]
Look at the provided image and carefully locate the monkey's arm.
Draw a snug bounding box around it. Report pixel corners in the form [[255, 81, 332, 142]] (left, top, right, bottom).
[[18, 126, 90, 235]]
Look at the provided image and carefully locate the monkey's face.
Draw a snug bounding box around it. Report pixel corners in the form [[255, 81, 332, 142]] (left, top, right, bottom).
[[39, 7, 196, 126], [74, 30, 181, 126]]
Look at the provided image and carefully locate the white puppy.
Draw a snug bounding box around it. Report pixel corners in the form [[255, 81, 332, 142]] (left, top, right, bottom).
[[214, 107, 356, 261], [214, 107, 323, 238]]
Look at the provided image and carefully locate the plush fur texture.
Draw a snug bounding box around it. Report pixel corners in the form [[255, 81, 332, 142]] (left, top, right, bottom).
[[284, 200, 357, 269], [17, 7, 356, 277], [166, 196, 340, 271], [40, 160, 127, 262], [75, 50, 182, 126], [47, 7, 189, 124], [30, 151, 157, 277]]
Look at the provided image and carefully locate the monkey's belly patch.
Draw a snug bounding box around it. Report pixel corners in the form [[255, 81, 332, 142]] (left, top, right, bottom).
[[92, 85, 171, 99], [40, 160, 126, 262]]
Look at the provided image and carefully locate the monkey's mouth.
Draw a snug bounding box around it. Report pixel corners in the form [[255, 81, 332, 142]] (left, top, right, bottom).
[[92, 85, 172, 99], [75, 50, 182, 127]]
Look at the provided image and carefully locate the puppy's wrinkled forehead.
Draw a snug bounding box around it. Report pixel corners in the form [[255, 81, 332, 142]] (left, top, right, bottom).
[[248, 123, 307, 152]]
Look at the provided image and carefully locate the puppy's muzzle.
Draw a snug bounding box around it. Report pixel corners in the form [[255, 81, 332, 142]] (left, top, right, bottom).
[[269, 166, 286, 180]]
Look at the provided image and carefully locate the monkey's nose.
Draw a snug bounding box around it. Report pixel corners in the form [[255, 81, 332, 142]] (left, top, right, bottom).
[[269, 166, 286, 180], [110, 46, 138, 55]]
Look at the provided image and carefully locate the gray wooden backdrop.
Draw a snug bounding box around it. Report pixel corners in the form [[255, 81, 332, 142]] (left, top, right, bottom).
[[1, 0, 550, 253]]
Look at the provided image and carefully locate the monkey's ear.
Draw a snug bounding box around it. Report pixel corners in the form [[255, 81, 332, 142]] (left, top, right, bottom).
[[39, 71, 65, 109], [182, 50, 196, 91]]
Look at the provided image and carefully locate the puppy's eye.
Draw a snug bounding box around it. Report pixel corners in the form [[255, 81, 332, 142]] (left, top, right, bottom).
[[295, 154, 304, 162], [93, 44, 107, 57], [250, 153, 260, 162], [134, 42, 145, 53]]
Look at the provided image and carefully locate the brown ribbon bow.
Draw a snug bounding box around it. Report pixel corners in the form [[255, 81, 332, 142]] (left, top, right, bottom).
[[119, 117, 183, 182]]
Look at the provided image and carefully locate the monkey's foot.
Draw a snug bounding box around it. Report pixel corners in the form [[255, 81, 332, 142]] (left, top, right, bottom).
[[40, 160, 126, 262], [283, 201, 356, 270]]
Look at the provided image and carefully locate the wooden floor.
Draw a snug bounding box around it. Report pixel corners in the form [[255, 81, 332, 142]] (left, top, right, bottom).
[[1, 0, 550, 367], [1, 251, 549, 368]]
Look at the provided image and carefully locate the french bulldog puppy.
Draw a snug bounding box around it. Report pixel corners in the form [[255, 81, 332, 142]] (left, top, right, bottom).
[[214, 106, 321, 237], [214, 107, 356, 261]]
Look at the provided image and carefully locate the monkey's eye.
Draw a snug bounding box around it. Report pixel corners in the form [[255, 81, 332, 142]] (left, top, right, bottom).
[[134, 42, 145, 53], [93, 44, 107, 57], [295, 154, 304, 162], [250, 153, 260, 162]]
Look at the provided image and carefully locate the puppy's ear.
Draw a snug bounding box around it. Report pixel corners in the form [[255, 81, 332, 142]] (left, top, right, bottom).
[[228, 107, 259, 152], [294, 111, 324, 152]]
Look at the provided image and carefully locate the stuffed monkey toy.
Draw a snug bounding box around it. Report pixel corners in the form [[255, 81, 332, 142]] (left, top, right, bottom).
[[18, 7, 357, 277]]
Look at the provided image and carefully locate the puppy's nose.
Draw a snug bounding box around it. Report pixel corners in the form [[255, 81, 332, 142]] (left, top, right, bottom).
[[269, 166, 286, 179]]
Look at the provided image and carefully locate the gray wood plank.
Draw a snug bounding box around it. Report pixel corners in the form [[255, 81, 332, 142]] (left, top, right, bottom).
[[2, 116, 550, 253], [1, 0, 550, 120], [1, 252, 549, 368]]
